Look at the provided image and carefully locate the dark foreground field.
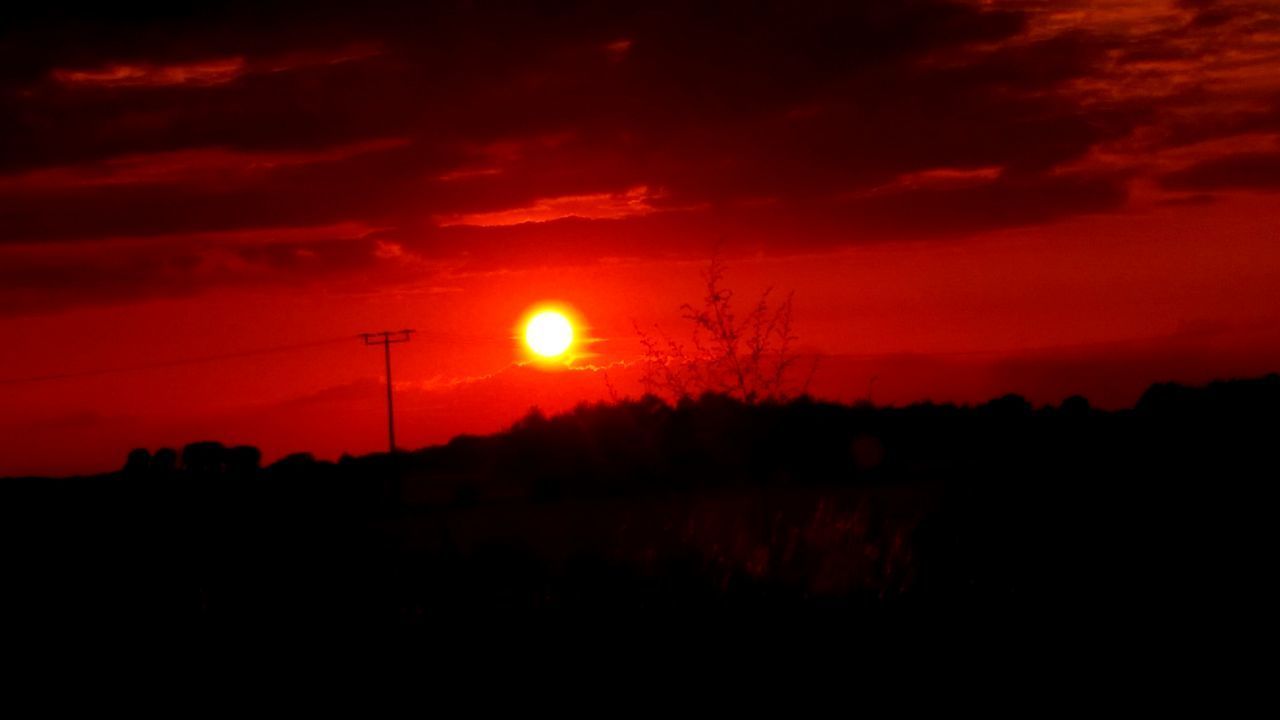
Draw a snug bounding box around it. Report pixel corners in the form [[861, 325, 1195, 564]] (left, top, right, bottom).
[[2, 375, 1276, 624]]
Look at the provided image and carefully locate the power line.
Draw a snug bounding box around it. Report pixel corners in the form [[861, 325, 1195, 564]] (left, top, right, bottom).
[[0, 335, 353, 386], [0, 329, 508, 387]]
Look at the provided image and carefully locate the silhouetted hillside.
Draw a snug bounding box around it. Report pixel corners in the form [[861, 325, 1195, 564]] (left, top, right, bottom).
[[2, 374, 1277, 624]]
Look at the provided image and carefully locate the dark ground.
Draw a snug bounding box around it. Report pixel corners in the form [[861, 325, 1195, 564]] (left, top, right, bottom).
[[2, 375, 1276, 625]]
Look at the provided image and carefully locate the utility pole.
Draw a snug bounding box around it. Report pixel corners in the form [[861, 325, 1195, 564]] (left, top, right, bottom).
[[361, 329, 415, 453]]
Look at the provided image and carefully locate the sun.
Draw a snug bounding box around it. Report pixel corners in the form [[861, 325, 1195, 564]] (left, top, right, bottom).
[[524, 310, 574, 358]]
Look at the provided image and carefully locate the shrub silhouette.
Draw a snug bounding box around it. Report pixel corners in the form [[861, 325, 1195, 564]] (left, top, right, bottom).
[[152, 448, 178, 473], [123, 448, 151, 476], [226, 445, 261, 474], [181, 441, 227, 475]]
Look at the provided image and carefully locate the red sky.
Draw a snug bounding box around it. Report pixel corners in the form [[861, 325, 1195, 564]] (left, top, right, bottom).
[[3, 0, 1280, 476]]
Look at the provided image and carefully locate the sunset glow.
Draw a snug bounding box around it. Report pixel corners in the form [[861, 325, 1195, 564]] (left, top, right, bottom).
[[2, 0, 1280, 477]]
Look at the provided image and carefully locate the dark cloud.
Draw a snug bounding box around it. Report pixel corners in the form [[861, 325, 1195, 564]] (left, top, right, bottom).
[[0, 140, 425, 243], [1161, 150, 1280, 190], [832, 170, 1132, 236], [0, 228, 391, 316], [1, 0, 1279, 313]]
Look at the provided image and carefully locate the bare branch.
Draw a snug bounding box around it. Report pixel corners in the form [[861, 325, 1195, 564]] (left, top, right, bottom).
[[636, 254, 806, 404]]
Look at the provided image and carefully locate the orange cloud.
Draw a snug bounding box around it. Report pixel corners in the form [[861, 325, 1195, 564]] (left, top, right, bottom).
[[0, 138, 411, 191], [437, 186, 661, 227], [436, 167, 503, 182], [52, 57, 247, 87], [50, 43, 384, 89], [890, 166, 1004, 189]]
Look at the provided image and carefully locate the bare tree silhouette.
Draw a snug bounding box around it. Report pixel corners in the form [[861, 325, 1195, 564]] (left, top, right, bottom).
[[636, 255, 807, 403]]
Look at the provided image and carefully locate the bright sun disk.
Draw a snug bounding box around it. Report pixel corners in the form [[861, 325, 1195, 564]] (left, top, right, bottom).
[[525, 310, 574, 358]]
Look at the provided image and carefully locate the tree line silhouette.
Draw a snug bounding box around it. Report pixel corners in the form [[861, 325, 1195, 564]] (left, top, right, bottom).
[[1, 373, 1276, 624]]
